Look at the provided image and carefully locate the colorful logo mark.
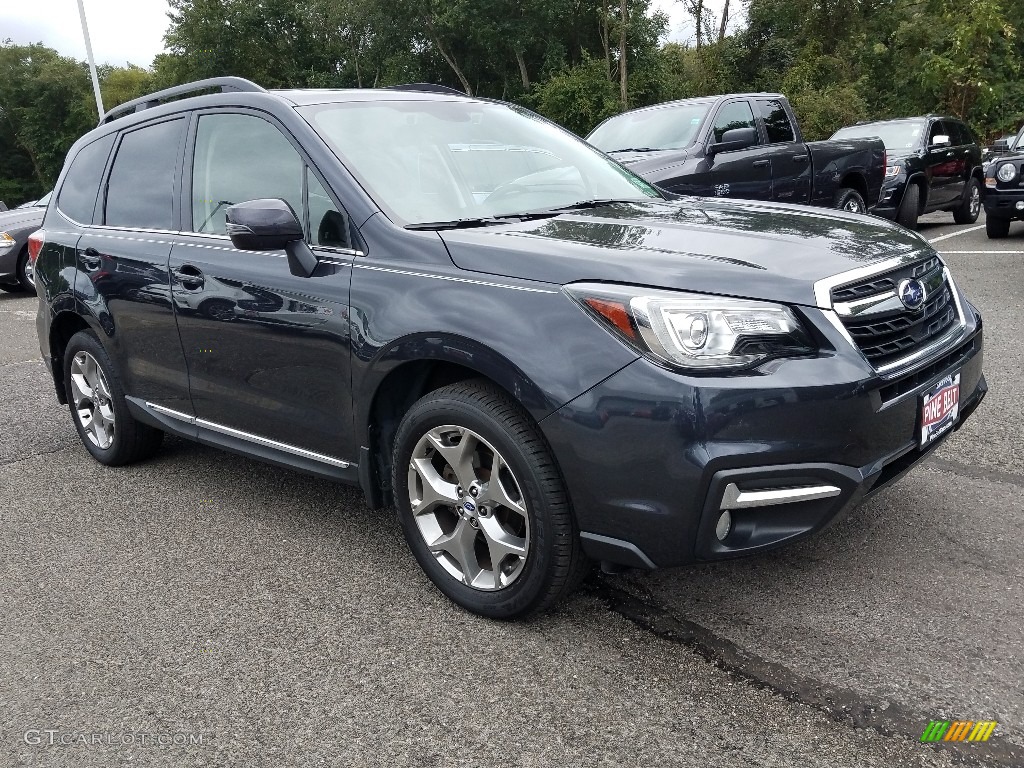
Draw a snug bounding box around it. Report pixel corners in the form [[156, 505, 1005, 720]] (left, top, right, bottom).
[[921, 720, 998, 743]]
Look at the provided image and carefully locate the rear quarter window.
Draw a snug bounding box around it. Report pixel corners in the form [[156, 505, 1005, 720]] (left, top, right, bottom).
[[105, 118, 186, 230], [57, 134, 116, 224]]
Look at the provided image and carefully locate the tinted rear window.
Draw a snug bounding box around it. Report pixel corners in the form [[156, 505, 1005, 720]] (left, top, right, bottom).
[[57, 134, 115, 224], [105, 119, 186, 230]]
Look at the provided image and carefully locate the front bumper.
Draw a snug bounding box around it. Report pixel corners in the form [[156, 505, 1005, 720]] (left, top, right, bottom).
[[540, 302, 985, 569], [870, 178, 908, 220], [983, 187, 1024, 220]]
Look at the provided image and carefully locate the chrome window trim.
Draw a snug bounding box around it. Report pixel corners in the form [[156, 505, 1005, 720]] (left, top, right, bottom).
[[147, 402, 352, 468]]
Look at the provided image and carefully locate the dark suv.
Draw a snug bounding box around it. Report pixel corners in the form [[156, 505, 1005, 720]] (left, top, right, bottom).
[[982, 127, 1024, 238], [832, 116, 984, 229], [33, 78, 985, 618]]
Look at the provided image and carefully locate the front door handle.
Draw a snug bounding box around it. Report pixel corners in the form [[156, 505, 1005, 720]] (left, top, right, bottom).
[[752, 159, 770, 168], [80, 247, 101, 271], [792, 154, 809, 163], [172, 264, 205, 289]]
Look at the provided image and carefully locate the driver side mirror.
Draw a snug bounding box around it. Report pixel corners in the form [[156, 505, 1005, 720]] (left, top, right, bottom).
[[709, 127, 758, 156], [225, 198, 318, 278]]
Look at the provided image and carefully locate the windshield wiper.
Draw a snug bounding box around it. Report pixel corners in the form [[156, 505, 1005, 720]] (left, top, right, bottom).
[[607, 147, 665, 153], [542, 198, 642, 213], [405, 216, 522, 231]]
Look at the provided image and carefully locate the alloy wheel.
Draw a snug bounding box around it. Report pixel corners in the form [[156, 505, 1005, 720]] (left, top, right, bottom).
[[970, 185, 981, 217], [407, 425, 530, 590], [69, 351, 116, 449]]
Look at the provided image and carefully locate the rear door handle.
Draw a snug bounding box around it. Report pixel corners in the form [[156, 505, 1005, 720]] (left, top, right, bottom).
[[752, 159, 770, 168], [172, 264, 205, 288], [80, 247, 101, 271]]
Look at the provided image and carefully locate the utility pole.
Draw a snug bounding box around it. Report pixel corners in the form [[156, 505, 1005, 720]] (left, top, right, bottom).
[[76, 0, 105, 120]]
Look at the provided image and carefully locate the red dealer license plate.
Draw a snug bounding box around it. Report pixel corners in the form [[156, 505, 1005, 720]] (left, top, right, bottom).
[[920, 371, 961, 447]]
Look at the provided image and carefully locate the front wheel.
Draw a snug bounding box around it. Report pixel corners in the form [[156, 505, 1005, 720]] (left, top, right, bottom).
[[834, 187, 867, 215], [64, 330, 164, 465], [953, 178, 982, 224], [392, 381, 589, 618], [986, 215, 1011, 239], [896, 183, 921, 230]]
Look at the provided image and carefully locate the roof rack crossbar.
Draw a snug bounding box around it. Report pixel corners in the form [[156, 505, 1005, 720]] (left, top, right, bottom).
[[385, 83, 468, 96], [100, 76, 266, 125]]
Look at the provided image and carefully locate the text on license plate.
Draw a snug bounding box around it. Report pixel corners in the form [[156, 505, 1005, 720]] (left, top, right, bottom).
[[920, 372, 960, 446]]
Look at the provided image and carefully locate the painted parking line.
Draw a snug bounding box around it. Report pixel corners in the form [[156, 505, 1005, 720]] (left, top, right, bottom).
[[928, 224, 986, 243], [939, 250, 1024, 254]]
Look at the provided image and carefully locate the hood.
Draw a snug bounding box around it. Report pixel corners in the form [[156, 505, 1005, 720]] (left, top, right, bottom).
[[610, 149, 689, 177], [0, 207, 44, 232], [439, 198, 931, 308], [885, 149, 923, 163]]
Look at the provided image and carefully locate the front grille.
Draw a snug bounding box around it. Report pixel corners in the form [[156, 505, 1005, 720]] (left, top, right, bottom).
[[832, 256, 959, 370]]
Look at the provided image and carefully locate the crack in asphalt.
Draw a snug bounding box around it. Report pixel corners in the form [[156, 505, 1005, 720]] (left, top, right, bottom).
[[0, 445, 74, 467], [589, 576, 1023, 767], [925, 456, 1024, 489]]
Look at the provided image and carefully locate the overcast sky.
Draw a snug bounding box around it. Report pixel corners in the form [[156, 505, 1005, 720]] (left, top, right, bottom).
[[2, 0, 736, 68]]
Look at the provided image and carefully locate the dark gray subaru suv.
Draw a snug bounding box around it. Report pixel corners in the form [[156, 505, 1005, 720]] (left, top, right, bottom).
[[33, 78, 985, 618]]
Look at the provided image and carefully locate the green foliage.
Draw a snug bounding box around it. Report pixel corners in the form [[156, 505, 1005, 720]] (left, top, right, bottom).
[[531, 55, 622, 135], [2, 0, 1024, 204]]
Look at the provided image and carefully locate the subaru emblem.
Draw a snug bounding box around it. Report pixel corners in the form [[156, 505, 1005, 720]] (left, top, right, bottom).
[[898, 278, 926, 310]]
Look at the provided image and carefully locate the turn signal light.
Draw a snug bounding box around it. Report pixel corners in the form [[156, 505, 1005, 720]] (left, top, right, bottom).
[[27, 229, 45, 263]]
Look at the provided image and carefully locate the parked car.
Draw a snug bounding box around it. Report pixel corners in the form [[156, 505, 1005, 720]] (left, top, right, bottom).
[[831, 116, 983, 229], [33, 78, 985, 618], [983, 147, 1024, 238], [0, 191, 49, 292], [586, 94, 885, 214], [983, 126, 1023, 160]]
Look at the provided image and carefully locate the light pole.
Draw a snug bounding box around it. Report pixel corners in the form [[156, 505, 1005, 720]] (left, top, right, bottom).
[[76, 0, 105, 120]]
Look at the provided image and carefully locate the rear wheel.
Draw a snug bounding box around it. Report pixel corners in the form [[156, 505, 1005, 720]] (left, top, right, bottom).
[[896, 183, 921, 229], [986, 215, 1011, 239], [953, 178, 982, 224], [392, 381, 589, 618], [834, 187, 867, 214], [64, 330, 163, 465]]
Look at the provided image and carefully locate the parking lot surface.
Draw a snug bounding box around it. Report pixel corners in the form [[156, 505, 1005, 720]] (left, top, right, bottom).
[[1, 211, 1021, 767]]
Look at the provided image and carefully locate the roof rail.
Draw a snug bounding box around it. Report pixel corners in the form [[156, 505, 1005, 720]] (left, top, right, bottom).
[[100, 76, 266, 126], [385, 83, 468, 97]]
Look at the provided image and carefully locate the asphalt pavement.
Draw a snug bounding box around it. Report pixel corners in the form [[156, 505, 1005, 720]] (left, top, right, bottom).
[[1, 210, 1021, 767]]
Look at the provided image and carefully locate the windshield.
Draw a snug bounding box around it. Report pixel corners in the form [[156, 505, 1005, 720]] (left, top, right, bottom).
[[300, 100, 659, 226], [832, 121, 925, 151], [587, 103, 711, 153]]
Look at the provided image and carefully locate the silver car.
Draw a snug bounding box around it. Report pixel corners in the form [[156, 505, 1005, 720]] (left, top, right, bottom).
[[0, 192, 49, 293]]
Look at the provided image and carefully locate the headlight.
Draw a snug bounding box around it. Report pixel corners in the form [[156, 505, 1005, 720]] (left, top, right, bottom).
[[566, 284, 816, 371], [884, 164, 901, 178], [996, 163, 1017, 183]]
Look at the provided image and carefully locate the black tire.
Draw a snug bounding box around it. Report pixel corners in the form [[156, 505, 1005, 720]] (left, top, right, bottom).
[[986, 215, 1011, 239], [63, 330, 164, 466], [953, 178, 982, 224], [834, 187, 867, 215], [896, 183, 921, 230], [392, 380, 589, 619]]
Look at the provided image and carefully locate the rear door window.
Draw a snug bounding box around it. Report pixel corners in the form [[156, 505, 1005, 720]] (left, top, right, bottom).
[[105, 118, 186, 230], [756, 99, 796, 144], [57, 134, 115, 224], [710, 101, 757, 144]]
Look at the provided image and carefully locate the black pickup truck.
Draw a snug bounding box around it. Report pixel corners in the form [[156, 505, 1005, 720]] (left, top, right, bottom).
[[587, 94, 885, 214]]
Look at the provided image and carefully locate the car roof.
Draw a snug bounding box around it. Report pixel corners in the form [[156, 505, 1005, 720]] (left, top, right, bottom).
[[608, 93, 783, 118]]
